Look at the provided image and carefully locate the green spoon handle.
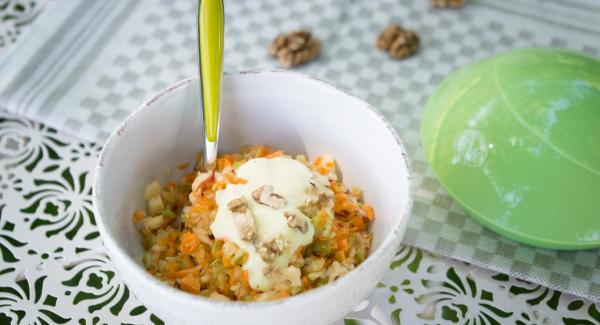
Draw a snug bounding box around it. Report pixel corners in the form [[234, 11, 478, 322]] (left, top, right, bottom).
[[198, 0, 224, 169]]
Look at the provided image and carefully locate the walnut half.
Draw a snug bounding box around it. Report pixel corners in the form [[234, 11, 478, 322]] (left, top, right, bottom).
[[306, 180, 333, 207], [262, 265, 277, 276], [252, 185, 286, 209], [284, 212, 308, 233], [227, 198, 256, 241], [228, 198, 247, 213], [258, 235, 288, 262]]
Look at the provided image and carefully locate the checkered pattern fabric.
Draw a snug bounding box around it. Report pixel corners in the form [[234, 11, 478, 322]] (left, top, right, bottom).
[[1, 0, 600, 301], [67, 0, 341, 140]]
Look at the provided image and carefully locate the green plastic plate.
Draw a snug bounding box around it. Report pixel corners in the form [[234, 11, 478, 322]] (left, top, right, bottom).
[[421, 48, 600, 250]]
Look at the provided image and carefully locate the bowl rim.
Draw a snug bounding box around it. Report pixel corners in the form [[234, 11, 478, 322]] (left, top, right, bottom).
[[93, 69, 414, 310]]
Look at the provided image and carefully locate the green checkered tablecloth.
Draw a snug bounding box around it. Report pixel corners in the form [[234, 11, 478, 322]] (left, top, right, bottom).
[[1, 0, 600, 304]]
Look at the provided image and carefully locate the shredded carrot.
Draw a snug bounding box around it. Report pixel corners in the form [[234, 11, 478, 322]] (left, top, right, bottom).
[[255, 145, 272, 157], [330, 181, 345, 194], [333, 193, 348, 213], [177, 193, 187, 206], [361, 205, 375, 221], [217, 154, 236, 171], [178, 162, 190, 170], [133, 209, 145, 224], [335, 193, 348, 203], [192, 247, 210, 267], [347, 202, 359, 213], [301, 276, 310, 287], [314, 156, 323, 166], [178, 274, 201, 294], [223, 254, 232, 268], [351, 186, 362, 199], [184, 172, 196, 184], [228, 269, 237, 286], [317, 210, 329, 227], [278, 290, 290, 298], [350, 216, 365, 230], [331, 220, 340, 233], [335, 223, 350, 237], [313, 156, 336, 175], [213, 182, 227, 191], [174, 267, 200, 279], [165, 261, 179, 275], [242, 270, 249, 285], [223, 173, 247, 185], [335, 250, 346, 262], [166, 181, 176, 191], [180, 232, 200, 254], [338, 238, 349, 251], [191, 197, 215, 212], [265, 150, 283, 158], [334, 193, 361, 215]]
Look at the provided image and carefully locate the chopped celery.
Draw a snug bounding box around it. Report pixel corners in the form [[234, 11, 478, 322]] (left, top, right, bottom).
[[143, 235, 154, 249], [355, 246, 365, 263], [311, 211, 333, 239], [211, 240, 223, 256], [295, 154, 307, 163], [314, 278, 328, 287], [231, 160, 243, 170], [161, 209, 176, 219], [311, 240, 332, 257]]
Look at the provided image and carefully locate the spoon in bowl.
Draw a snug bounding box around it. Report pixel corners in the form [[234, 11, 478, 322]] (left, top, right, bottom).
[[198, 0, 224, 172], [178, 0, 224, 230]]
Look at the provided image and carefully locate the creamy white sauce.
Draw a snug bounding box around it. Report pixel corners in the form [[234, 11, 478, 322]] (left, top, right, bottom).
[[211, 157, 324, 291]]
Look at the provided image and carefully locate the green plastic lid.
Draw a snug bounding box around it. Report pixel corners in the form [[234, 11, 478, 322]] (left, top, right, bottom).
[[421, 48, 600, 250]]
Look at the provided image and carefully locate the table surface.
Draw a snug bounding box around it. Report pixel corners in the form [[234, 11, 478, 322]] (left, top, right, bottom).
[[0, 1, 599, 324]]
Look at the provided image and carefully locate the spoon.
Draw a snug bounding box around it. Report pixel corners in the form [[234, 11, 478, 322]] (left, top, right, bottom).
[[178, 0, 224, 231], [198, 0, 224, 172]]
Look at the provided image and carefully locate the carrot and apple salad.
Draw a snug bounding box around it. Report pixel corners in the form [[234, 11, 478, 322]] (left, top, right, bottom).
[[134, 145, 375, 301]]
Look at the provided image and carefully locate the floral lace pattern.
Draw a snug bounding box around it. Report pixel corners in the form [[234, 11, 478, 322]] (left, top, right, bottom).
[[0, 0, 45, 51]]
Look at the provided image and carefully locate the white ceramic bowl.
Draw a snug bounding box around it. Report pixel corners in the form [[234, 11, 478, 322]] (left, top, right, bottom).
[[93, 70, 413, 325]]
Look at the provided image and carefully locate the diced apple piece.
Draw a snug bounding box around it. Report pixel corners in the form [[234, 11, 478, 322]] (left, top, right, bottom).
[[144, 181, 162, 200], [144, 215, 164, 231], [148, 195, 165, 216]]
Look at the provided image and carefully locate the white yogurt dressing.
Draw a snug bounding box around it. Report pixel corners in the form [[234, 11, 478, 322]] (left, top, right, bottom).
[[211, 157, 326, 291]]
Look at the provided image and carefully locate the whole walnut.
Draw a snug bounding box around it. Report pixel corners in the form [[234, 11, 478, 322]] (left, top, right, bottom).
[[268, 30, 322, 67], [376, 24, 420, 59], [431, 0, 465, 8]]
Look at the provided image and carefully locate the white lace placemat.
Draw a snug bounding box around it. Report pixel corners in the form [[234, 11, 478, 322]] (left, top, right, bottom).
[[1, 0, 600, 302], [0, 0, 46, 53]]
